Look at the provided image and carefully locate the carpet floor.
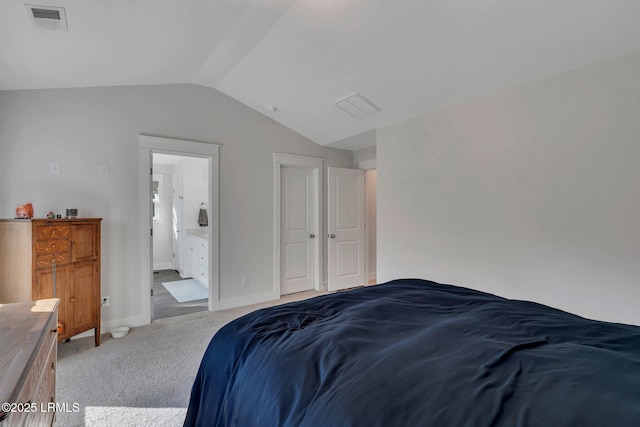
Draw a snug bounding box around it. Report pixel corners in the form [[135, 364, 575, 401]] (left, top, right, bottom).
[[54, 289, 328, 426]]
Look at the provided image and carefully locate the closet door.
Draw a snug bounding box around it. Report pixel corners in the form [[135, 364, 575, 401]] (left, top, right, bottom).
[[70, 219, 101, 345], [280, 166, 316, 295], [68, 262, 99, 337], [327, 167, 365, 291]]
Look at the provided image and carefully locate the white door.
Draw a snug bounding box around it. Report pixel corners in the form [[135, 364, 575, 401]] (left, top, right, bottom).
[[328, 167, 365, 291], [172, 171, 183, 273], [281, 166, 316, 295], [148, 156, 154, 318]]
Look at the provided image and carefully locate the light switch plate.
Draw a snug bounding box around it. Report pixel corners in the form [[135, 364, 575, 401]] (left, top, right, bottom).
[[99, 165, 109, 177], [49, 161, 61, 175]]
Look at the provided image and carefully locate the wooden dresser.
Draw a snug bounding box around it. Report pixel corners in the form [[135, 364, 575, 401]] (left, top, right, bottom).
[[0, 218, 101, 346], [0, 299, 59, 426]]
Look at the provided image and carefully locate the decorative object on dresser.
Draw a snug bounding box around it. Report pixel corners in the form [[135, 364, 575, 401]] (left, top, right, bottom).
[[0, 299, 59, 426], [15, 202, 34, 219], [0, 218, 102, 346]]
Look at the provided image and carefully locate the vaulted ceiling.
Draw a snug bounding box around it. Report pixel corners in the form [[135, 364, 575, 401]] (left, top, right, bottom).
[[2, 0, 640, 150]]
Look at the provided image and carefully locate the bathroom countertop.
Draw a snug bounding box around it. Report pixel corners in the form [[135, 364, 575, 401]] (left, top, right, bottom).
[[186, 228, 208, 239]]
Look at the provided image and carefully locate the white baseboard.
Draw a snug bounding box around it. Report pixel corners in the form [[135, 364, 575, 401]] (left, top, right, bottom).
[[70, 314, 150, 341], [214, 290, 280, 311], [153, 262, 173, 271], [71, 291, 280, 341], [102, 314, 150, 331]]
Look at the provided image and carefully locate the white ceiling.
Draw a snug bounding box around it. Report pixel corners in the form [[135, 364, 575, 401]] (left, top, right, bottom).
[[2, 1, 640, 150]]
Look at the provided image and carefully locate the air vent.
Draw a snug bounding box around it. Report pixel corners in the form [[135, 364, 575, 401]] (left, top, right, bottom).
[[25, 4, 68, 31], [333, 92, 381, 119]]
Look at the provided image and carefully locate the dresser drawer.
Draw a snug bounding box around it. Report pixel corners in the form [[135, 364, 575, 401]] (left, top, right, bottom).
[[10, 338, 56, 427], [26, 315, 57, 393], [3, 307, 57, 427], [35, 225, 69, 240], [31, 340, 57, 425], [35, 252, 70, 269], [35, 239, 70, 255]]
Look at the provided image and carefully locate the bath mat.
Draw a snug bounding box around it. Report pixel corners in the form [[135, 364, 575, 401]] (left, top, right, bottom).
[[162, 279, 208, 303]]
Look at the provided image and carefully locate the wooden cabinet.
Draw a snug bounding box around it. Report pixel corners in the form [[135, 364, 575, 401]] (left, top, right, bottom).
[[0, 299, 59, 427], [0, 218, 101, 346]]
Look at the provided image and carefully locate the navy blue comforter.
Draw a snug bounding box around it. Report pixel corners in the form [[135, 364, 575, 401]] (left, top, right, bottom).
[[184, 279, 640, 426]]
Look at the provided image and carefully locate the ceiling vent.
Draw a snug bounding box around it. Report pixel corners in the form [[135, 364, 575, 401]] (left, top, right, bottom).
[[25, 4, 68, 31], [333, 92, 381, 119]]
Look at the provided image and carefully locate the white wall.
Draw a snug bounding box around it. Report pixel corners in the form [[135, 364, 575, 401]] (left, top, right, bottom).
[[330, 129, 377, 151], [180, 157, 209, 230], [354, 145, 376, 164], [0, 84, 352, 328], [377, 49, 640, 325]]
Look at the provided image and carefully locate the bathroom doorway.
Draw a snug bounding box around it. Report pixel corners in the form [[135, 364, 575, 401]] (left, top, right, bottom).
[[151, 153, 210, 320]]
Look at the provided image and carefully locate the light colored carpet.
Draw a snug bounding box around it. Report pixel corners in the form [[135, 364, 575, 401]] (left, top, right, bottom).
[[162, 279, 208, 303], [54, 289, 328, 426]]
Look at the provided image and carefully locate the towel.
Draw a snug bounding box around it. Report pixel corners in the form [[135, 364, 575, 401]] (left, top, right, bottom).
[[198, 203, 208, 227]]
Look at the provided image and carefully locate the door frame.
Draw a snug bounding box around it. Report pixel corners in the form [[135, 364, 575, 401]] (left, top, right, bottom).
[[356, 159, 377, 285], [273, 153, 323, 295], [139, 135, 220, 323], [171, 170, 183, 274]]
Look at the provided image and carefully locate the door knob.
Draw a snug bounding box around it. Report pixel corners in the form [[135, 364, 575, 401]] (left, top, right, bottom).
[[310, 234, 315, 238], [330, 234, 336, 239]]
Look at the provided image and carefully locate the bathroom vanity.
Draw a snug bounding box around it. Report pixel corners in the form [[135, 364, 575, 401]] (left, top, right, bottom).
[[185, 229, 208, 286]]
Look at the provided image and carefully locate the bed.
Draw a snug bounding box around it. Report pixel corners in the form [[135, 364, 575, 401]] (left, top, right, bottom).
[[184, 278, 640, 426]]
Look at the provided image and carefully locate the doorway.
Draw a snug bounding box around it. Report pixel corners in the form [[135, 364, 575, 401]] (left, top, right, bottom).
[[151, 153, 209, 320], [139, 135, 220, 324]]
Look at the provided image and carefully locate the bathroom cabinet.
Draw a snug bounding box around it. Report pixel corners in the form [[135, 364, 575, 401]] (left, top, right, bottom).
[[186, 233, 208, 286]]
